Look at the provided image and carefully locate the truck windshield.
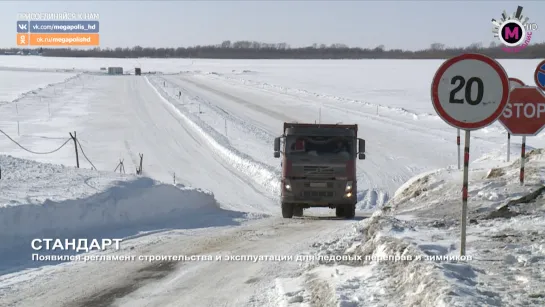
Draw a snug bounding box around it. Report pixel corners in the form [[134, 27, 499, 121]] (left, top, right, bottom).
[[286, 136, 354, 159]]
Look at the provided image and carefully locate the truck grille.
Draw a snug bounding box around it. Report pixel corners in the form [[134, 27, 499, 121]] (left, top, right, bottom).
[[303, 182, 334, 188], [303, 165, 335, 176], [301, 191, 335, 198]]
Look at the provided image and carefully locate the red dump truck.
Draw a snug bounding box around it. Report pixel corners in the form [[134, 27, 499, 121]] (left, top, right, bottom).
[[273, 122, 365, 219]]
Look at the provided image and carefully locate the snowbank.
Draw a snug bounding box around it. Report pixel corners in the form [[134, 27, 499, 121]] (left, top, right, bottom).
[[145, 76, 281, 199], [273, 149, 545, 306], [390, 148, 545, 217], [0, 154, 236, 258], [273, 212, 458, 307]]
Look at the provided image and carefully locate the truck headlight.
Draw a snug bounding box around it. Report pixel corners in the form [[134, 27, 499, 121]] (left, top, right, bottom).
[[284, 180, 292, 191], [345, 181, 353, 192], [345, 192, 352, 198]]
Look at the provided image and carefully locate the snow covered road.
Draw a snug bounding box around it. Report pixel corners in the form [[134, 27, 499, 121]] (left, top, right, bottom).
[[1, 69, 372, 306], [2, 58, 545, 307], [2, 213, 370, 307], [99, 77, 280, 212], [161, 72, 463, 208], [119, 76, 276, 212], [110, 216, 366, 307]]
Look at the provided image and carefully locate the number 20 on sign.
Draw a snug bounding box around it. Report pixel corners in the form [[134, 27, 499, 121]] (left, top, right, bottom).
[[432, 53, 510, 130], [431, 53, 510, 257]]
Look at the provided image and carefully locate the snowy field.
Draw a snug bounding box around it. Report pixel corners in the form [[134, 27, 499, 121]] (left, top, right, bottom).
[[0, 70, 78, 103], [0, 56, 544, 307]]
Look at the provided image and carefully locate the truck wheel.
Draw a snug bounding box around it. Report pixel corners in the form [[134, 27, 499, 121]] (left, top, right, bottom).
[[344, 204, 355, 219], [282, 203, 294, 218], [335, 206, 345, 218], [293, 206, 303, 217]]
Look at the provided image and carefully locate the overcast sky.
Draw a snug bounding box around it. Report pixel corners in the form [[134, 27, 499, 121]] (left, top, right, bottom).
[[2, 1, 545, 50]]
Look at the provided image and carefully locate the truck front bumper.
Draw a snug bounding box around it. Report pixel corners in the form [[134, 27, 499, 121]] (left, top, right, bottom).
[[281, 179, 356, 207]]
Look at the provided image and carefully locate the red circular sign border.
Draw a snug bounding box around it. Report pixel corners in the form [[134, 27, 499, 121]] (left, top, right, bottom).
[[508, 77, 525, 87], [431, 53, 510, 130]]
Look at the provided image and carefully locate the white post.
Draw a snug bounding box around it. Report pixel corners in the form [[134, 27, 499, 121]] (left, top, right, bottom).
[[319, 108, 321, 124]]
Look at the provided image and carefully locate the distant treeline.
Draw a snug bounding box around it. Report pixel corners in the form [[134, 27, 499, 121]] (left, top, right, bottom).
[[1, 41, 544, 59]]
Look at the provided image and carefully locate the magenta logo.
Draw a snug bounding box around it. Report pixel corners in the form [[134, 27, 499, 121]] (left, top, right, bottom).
[[503, 26, 520, 40], [491, 5, 538, 53]]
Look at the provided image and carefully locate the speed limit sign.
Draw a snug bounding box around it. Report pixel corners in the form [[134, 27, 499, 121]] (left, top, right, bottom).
[[431, 53, 510, 130]]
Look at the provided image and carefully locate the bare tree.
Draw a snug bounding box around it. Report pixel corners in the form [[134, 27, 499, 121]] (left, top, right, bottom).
[[430, 43, 445, 50], [374, 45, 385, 52], [221, 40, 231, 48], [11, 39, 542, 59], [467, 42, 483, 50]]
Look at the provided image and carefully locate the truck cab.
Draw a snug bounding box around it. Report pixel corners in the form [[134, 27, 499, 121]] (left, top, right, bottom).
[[273, 122, 365, 219]]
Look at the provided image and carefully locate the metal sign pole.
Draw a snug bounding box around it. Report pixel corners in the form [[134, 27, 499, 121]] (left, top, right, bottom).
[[431, 53, 510, 259], [461, 129, 470, 256], [520, 136, 526, 185], [457, 128, 461, 169]]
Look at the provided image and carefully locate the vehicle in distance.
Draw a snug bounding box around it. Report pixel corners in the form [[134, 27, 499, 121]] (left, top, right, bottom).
[[273, 122, 365, 219]]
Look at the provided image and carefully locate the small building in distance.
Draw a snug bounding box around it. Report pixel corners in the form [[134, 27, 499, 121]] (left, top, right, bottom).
[[107, 67, 123, 75], [135, 67, 141, 75]]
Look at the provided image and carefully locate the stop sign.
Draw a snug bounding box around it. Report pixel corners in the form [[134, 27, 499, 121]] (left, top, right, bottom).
[[499, 87, 545, 136]]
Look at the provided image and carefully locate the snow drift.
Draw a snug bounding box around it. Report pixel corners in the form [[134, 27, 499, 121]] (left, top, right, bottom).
[[273, 212, 458, 307], [274, 149, 545, 306], [0, 155, 242, 267]]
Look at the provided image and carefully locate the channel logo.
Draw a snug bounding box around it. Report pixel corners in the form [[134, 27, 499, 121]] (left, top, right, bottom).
[[491, 6, 538, 53]]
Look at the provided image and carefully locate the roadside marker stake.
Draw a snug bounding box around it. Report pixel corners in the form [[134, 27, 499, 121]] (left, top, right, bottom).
[[431, 53, 510, 256]]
